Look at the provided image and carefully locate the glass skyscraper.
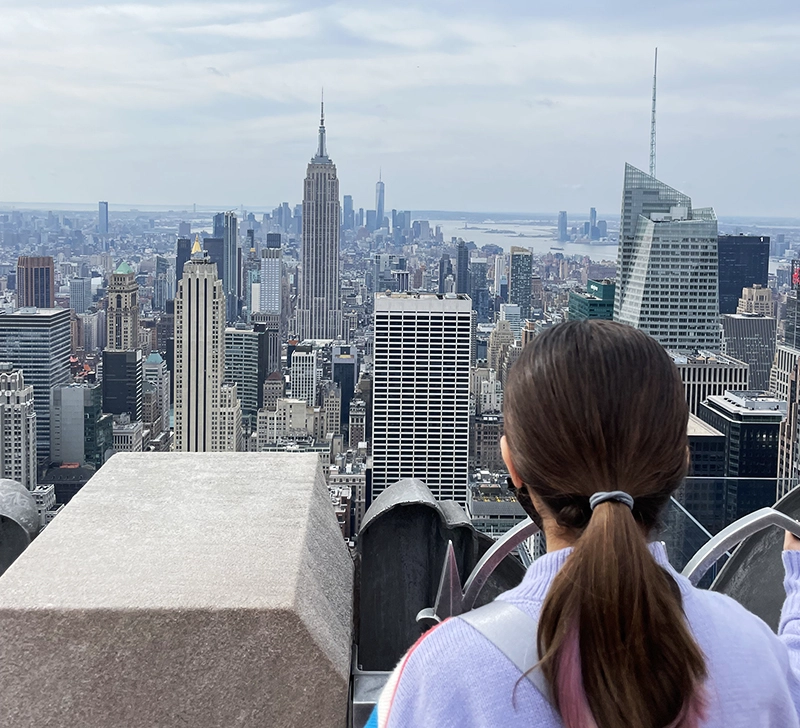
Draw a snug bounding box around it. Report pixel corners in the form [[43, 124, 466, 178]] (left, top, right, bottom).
[[615, 163, 720, 350], [0, 308, 70, 458], [509, 247, 533, 320], [717, 234, 770, 314]]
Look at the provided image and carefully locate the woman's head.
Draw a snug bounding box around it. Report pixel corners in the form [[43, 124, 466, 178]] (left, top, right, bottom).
[[502, 320, 705, 728], [503, 318, 689, 534]]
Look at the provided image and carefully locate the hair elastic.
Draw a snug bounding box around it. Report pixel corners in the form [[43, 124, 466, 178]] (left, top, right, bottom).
[[589, 491, 634, 511]]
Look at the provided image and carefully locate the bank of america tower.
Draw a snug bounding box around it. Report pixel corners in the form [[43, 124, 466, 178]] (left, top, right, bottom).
[[297, 102, 342, 341]]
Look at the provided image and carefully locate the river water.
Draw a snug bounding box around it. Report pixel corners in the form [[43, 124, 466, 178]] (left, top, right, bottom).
[[429, 220, 618, 262]]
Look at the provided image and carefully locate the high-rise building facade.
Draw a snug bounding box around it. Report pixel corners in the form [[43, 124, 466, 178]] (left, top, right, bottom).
[[51, 382, 112, 469], [221, 211, 239, 323], [16, 256, 55, 309], [332, 344, 357, 429], [488, 319, 516, 371], [784, 292, 800, 350], [176, 237, 192, 283], [106, 262, 139, 351], [77, 310, 106, 354], [70, 277, 93, 314], [0, 363, 37, 490], [438, 255, 453, 295], [499, 303, 522, 339], [0, 308, 70, 458], [298, 103, 341, 341], [203, 237, 224, 285], [218, 384, 243, 452], [493, 255, 505, 298], [455, 241, 469, 295], [568, 279, 616, 321], [509, 247, 533, 320], [615, 164, 720, 350], [250, 313, 282, 378], [224, 325, 270, 427], [259, 235, 282, 316], [102, 349, 143, 421], [375, 176, 385, 230], [343, 195, 354, 231], [738, 284, 775, 317], [98, 201, 109, 234], [669, 350, 749, 416], [720, 313, 777, 391], [771, 344, 800, 402], [698, 391, 785, 521], [290, 345, 318, 407], [143, 352, 171, 437], [372, 293, 472, 504], [718, 234, 770, 315], [469, 258, 489, 322], [558, 211, 568, 243], [680, 414, 728, 535], [778, 353, 800, 497], [174, 239, 241, 451]]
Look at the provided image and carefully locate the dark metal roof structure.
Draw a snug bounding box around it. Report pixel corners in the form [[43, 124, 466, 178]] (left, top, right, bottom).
[[712, 487, 800, 630]]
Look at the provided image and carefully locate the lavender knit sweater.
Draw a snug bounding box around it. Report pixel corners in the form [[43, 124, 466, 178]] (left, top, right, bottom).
[[372, 543, 800, 727]]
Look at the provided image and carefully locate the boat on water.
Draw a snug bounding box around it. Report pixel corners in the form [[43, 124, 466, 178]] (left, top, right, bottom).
[[550, 246, 565, 251]]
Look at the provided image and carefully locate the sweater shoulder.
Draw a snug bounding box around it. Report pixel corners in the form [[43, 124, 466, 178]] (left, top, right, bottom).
[[383, 615, 557, 728], [680, 579, 790, 676]]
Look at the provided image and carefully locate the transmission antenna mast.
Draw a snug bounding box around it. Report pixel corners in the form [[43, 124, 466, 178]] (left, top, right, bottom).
[[649, 47, 658, 177]]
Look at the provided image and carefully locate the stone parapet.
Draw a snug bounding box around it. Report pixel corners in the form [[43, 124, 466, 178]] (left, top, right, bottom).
[[0, 452, 353, 728]]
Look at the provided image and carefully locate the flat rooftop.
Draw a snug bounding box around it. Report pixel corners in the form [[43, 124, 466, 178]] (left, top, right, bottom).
[[687, 413, 723, 437], [668, 350, 747, 367]]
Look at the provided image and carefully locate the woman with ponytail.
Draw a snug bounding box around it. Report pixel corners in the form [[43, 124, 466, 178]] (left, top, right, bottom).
[[369, 319, 800, 728]]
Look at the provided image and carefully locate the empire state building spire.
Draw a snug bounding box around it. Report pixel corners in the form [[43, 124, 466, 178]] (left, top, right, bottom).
[[298, 97, 341, 341], [314, 93, 329, 162]]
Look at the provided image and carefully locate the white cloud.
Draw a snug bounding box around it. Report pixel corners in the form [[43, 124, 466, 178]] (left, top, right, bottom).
[[179, 12, 320, 40], [0, 1, 798, 215]]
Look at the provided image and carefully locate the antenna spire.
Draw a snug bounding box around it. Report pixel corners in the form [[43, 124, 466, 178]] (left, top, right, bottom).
[[650, 47, 658, 178], [315, 89, 328, 160]]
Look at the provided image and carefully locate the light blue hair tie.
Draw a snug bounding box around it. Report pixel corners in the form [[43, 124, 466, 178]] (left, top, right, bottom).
[[589, 491, 634, 511]]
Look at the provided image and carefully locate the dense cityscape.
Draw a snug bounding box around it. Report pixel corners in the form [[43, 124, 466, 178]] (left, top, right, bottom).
[[0, 97, 800, 556], [0, 95, 800, 555]]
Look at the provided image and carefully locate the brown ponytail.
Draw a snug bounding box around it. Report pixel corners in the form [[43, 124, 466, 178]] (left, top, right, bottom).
[[504, 320, 706, 728]]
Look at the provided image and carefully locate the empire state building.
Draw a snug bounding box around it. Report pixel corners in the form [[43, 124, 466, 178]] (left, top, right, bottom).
[[297, 102, 341, 341]]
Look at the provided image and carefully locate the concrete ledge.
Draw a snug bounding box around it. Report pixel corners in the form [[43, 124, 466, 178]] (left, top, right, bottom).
[[0, 453, 353, 728]]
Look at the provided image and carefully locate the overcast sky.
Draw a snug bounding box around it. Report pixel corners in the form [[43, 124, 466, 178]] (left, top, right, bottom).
[[1, 0, 799, 217]]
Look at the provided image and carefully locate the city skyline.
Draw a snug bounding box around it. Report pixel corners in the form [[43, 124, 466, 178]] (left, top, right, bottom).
[[1, 2, 799, 216]]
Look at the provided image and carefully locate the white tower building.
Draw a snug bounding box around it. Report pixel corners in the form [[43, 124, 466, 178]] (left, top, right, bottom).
[[291, 346, 318, 407], [69, 277, 93, 314], [297, 101, 341, 341], [259, 237, 282, 315], [614, 163, 720, 350], [0, 363, 37, 490], [493, 255, 505, 297], [174, 237, 241, 452], [372, 292, 473, 504]]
